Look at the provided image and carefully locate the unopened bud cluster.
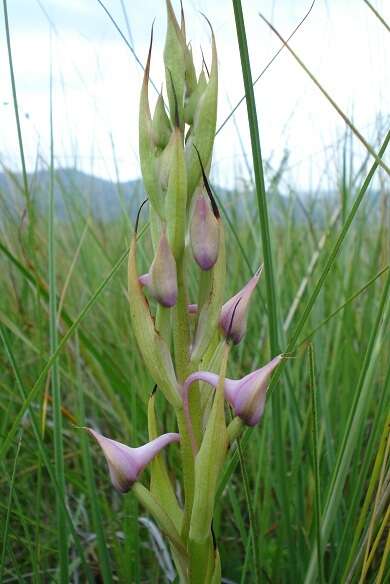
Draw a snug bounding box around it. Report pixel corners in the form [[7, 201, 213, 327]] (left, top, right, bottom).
[[85, 3, 282, 582]]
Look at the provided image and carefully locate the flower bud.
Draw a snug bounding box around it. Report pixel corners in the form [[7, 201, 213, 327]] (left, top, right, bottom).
[[128, 221, 180, 407], [224, 355, 282, 425], [191, 226, 226, 363], [219, 268, 262, 344], [86, 428, 179, 493], [184, 69, 207, 125], [165, 125, 187, 260], [152, 93, 172, 150], [140, 230, 178, 307], [190, 194, 219, 270], [183, 355, 282, 427]]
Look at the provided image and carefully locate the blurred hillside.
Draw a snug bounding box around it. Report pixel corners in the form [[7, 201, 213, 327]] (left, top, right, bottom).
[[1, 167, 382, 227]]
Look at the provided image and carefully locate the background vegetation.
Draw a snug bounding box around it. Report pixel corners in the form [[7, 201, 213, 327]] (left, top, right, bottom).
[[0, 0, 389, 582]]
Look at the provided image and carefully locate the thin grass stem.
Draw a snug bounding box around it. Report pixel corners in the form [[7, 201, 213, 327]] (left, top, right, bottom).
[[0, 432, 23, 582], [48, 50, 68, 583], [232, 2, 295, 577], [308, 345, 324, 584]]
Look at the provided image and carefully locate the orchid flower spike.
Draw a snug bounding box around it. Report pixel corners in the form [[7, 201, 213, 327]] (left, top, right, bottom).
[[183, 355, 282, 427], [219, 267, 262, 344], [86, 428, 180, 493], [139, 229, 178, 307]]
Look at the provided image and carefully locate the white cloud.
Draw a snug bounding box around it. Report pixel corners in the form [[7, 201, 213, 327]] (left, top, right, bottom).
[[1, 0, 389, 190]]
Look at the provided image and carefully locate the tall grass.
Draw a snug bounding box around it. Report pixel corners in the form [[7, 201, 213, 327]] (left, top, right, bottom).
[[0, 1, 389, 582]]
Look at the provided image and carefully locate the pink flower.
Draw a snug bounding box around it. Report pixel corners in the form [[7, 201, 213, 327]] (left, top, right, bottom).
[[219, 268, 262, 344], [190, 193, 220, 270], [86, 428, 180, 492], [139, 230, 178, 307], [182, 354, 282, 427]]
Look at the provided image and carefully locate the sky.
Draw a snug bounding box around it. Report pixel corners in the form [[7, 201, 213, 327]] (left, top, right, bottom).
[[0, 0, 389, 192]]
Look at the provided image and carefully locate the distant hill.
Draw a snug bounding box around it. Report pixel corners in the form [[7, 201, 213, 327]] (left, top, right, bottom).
[[0, 168, 145, 221], [0, 167, 382, 225]]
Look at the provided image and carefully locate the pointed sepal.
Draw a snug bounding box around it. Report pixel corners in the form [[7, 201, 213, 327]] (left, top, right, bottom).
[[141, 230, 178, 308], [219, 268, 262, 344], [183, 354, 283, 427], [86, 428, 179, 493], [224, 355, 282, 425]]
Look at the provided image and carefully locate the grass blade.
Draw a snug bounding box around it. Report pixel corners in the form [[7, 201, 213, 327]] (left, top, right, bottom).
[[300, 265, 389, 346], [2, 0, 30, 202], [304, 270, 390, 582], [308, 345, 324, 584], [232, 0, 279, 353], [0, 325, 95, 583], [217, 1, 316, 136], [48, 54, 69, 582], [271, 128, 390, 390], [258, 12, 390, 177], [0, 432, 23, 581], [0, 243, 129, 462], [236, 437, 260, 583], [363, 0, 390, 32], [232, 2, 296, 577], [74, 334, 113, 583], [218, 128, 390, 527]]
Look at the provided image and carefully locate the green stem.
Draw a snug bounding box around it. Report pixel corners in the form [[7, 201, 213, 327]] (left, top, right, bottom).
[[176, 405, 195, 543], [173, 256, 200, 545], [156, 304, 171, 346], [173, 257, 191, 381]]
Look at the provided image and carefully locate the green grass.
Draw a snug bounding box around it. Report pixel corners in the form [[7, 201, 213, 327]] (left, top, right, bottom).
[[1, 1, 389, 582], [1, 146, 388, 581]]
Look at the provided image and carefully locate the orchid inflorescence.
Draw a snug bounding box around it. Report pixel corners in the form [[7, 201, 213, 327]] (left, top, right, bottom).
[[85, 2, 282, 581]]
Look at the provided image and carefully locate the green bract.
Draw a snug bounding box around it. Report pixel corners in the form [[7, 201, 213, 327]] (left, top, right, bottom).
[[185, 25, 218, 197], [164, 0, 186, 130], [139, 31, 162, 216], [152, 93, 172, 150]]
